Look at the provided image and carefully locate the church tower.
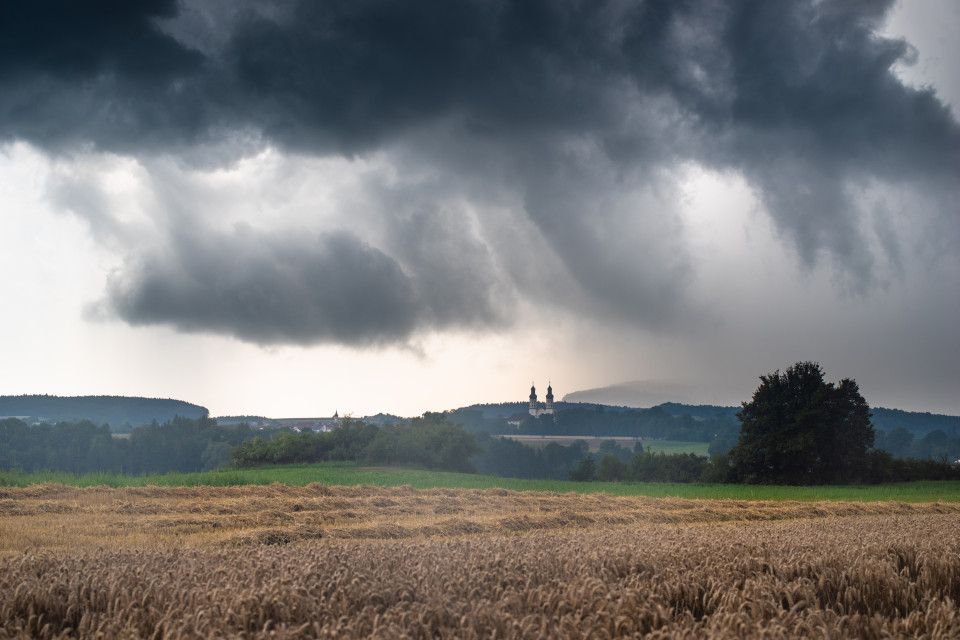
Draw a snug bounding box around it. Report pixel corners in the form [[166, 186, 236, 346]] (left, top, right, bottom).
[[545, 383, 554, 414], [529, 383, 538, 416]]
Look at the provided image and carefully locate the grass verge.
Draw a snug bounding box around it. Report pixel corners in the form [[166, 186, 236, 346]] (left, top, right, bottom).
[[2, 463, 960, 502]]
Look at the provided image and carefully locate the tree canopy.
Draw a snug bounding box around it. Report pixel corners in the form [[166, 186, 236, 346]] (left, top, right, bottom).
[[730, 361, 875, 484]]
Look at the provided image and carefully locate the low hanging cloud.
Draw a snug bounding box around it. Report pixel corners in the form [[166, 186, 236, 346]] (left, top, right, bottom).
[[99, 225, 512, 346], [3, 0, 958, 346]]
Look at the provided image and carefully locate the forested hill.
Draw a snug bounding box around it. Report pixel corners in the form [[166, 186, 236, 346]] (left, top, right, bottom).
[[457, 401, 739, 421], [453, 401, 957, 437], [870, 407, 960, 436], [656, 403, 739, 420], [655, 403, 958, 435], [0, 395, 208, 430], [656, 403, 959, 435]]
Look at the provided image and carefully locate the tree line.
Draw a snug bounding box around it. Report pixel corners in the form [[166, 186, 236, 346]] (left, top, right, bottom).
[[873, 427, 960, 461], [0, 416, 253, 475], [231, 413, 479, 473], [2, 362, 958, 485]]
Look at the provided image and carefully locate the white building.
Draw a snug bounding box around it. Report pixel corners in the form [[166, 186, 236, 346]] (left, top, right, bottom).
[[528, 382, 555, 418]]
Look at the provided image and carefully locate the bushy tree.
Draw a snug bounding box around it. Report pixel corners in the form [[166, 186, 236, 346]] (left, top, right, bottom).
[[569, 456, 596, 481], [470, 433, 548, 478], [597, 439, 632, 463], [628, 451, 708, 483], [597, 454, 628, 482], [730, 362, 874, 484], [370, 413, 480, 472]]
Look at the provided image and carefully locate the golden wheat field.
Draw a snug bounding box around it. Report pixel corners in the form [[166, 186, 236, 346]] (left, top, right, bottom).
[[1, 484, 959, 638]]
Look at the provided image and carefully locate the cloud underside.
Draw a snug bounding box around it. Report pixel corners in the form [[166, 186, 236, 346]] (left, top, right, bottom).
[[98, 222, 515, 347], [3, 0, 958, 346]]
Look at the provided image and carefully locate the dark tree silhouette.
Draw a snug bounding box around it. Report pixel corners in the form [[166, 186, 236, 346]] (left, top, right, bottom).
[[730, 362, 874, 484]]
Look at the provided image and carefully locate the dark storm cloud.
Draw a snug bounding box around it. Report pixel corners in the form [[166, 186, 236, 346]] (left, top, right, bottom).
[[101, 225, 509, 346], [0, 0, 198, 80], [3, 0, 958, 344], [714, 0, 959, 288], [0, 0, 208, 152], [218, 0, 634, 153], [374, 206, 514, 333]]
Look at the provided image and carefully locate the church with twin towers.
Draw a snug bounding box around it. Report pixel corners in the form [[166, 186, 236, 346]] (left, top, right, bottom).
[[528, 382, 555, 418]]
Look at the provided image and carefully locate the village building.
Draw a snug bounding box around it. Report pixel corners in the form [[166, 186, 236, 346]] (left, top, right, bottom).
[[277, 411, 341, 432]]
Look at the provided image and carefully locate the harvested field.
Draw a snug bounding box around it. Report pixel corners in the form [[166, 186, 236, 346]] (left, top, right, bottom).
[[2, 483, 958, 555], [1, 484, 959, 638]]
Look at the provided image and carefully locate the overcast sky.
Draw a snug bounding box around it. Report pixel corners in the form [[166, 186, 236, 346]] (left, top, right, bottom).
[[1, 0, 958, 418]]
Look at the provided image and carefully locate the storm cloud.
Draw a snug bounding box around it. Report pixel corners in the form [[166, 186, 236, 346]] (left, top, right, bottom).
[[102, 229, 424, 346], [2, 0, 957, 346]]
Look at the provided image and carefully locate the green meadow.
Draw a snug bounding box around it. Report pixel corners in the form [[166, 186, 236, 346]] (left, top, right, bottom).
[[641, 441, 711, 456], [2, 463, 960, 502]]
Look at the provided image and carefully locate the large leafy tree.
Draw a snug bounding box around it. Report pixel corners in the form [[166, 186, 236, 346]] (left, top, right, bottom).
[[730, 362, 874, 484]]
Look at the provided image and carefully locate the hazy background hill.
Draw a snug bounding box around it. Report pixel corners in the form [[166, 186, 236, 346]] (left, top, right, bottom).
[[562, 382, 959, 436], [563, 381, 724, 408], [0, 395, 208, 431], [869, 408, 960, 436]]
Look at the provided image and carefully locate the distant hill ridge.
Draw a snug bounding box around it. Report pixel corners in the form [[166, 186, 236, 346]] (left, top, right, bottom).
[[4, 394, 955, 437], [657, 403, 959, 435], [0, 395, 208, 430], [457, 401, 958, 436], [561, 380, 959, 433]]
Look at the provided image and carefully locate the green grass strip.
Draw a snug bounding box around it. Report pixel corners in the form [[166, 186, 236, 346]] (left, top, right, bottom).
[[3, 463, 960, 502]]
